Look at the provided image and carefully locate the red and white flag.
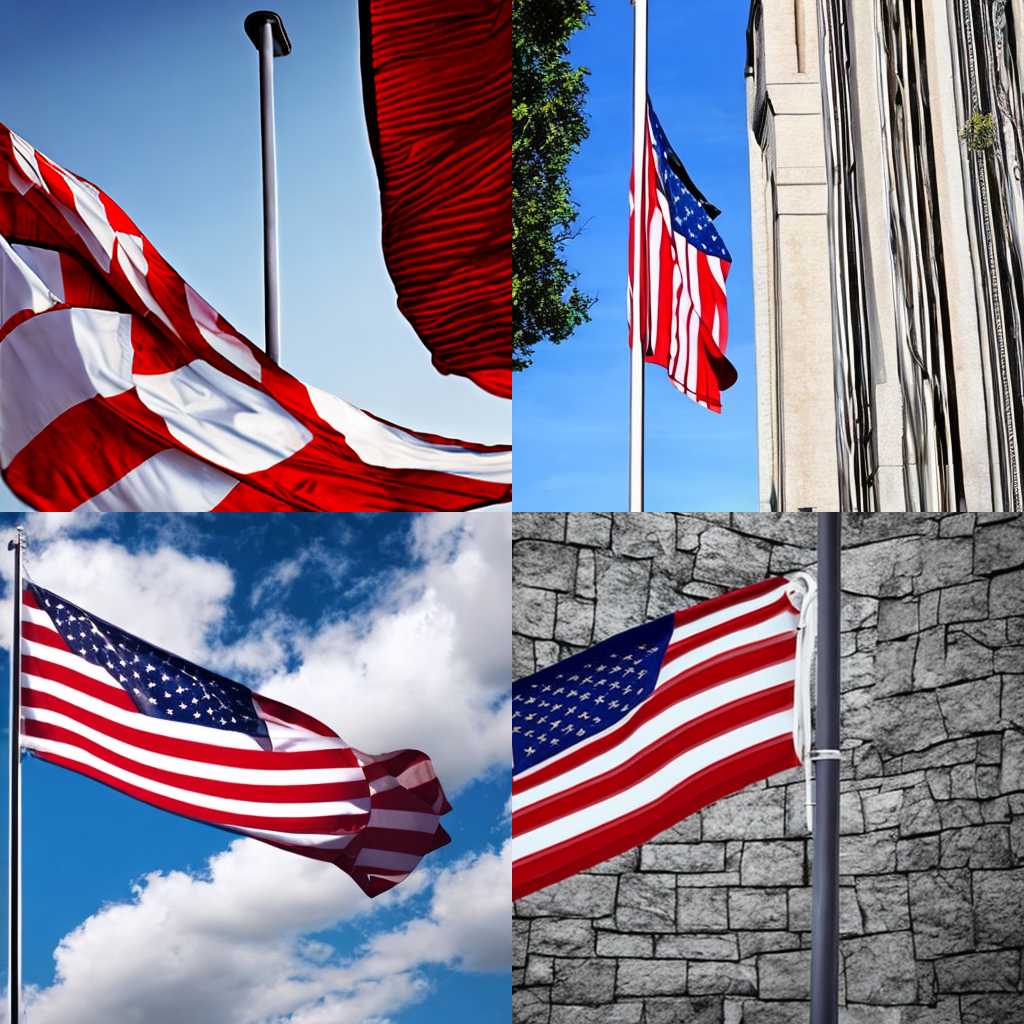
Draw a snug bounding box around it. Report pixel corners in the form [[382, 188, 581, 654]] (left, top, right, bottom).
[[512, 576, 812, 899], [20, 581, 451, 896], [360, 0, 512, 399], [0, 125, 511, 511], [628, 98, 737, 413]]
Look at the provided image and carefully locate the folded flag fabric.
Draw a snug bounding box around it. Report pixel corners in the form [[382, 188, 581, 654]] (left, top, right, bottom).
[[628, 97, 737, 413], [0, 125, 511, 511], [19, 581, 451, 896], [360, 0, 511, 399], [512, 576, 803, 900]]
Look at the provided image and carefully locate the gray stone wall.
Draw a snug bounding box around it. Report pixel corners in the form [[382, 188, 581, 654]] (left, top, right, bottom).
[[512, 513, 1024, 1024]]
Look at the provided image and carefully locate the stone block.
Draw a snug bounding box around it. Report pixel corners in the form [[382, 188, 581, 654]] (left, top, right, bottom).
[[554, 595, 594, 647], [611, 513, 676, 557], [514, 513, 566, 542], [974, 867, 1024, 947], [693, 527, 772, 587], [515, 540, 577, 591], [513, 987, 551, 1024], [742, 1003, 813, 1024], [530, 919, 594, 957], [677, 887, 728, 932], [565, 513, 612, 548], [854, 875, 910, 933], [515, 587, 558, 639], [1000, 729, 1024, 794], [851, 693, 946, 757], [615, 959, 687, 996], [616, 873, 676, 933], [516, 874, 617, 918], [838, 830, 897, 875], [757, 949, 810, 1000], [861, 788, 903, 831], [843, 931, 917, 1004], [655, 933, 739, 961], [526, 956, 555, 985], [641, 843, 724, 873], [728, 888, 788, 930], [914, 539, 974, 593], [936, 678, 1002, 738], [909, 870, 974, 957], [550, 1005, 643, 1024], [991, 568, 1024, 617], [644, 997, 723, 1024], [737, 930, 802, 958], [896, 835, 940, 871], [974, 518, 1024, 574], [960, 994, 1024, 1024], [938, 581, 989, 623], [740, 841, 804, 885], [1002, 676, 1024, 728], [551, 957, 617, 1005], [514, 634, 536, 680], [595, 932, 652, 958], [939, 825, 1012, 869], [935, 950, 1019, 993], [588, 849, 639, 874], [941, 513, 976, 537], [878, 598, 919, 640], [594, 555, 650, 640], [686, 961, 758, 995], [575, 549, 595, 599]]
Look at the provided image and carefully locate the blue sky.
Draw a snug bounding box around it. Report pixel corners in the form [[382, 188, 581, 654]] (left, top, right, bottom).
[[0, 0, 510, 513], [514, 1, 758, 511], [0, 511, 511, 1023]]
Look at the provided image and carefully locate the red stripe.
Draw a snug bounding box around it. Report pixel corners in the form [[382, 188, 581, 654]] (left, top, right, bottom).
[[23, 719, 371, 805], [513, 734, 799, 901], [30, 748, 371, 835], [512, 682, 794, 835], [22, 621, 70, 651], [672, 576, 790, 630], [512, 631, 797, 795], [21, 687, 358, 771], [663, 591, 795, 664], [22, 655, 136, 711]]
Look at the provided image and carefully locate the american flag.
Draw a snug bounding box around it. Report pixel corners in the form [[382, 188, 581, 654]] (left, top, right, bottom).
[[628, 98, 737, 413], [0, 124, 511, 511], [512, 577, 803, 900], [360, 0, 511, 399], [19, 582, 451, 897]]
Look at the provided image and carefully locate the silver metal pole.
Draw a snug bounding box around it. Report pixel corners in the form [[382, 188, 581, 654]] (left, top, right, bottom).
[[7, 527, 23, 1024], [245, 11, 292, 365], [810, 512, 841, 1023], [628, 0, 647, 512]]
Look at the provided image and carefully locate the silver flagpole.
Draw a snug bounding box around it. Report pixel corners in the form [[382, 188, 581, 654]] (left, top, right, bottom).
[[628, 0, 647, 512], [7, 527, 23, 1024], [244, 10, 292, 366], [810, 512, 841, 1023]]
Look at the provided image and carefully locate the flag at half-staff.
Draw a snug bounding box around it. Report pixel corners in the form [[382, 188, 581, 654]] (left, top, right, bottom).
[[18, 580, 450, 896], [512, 574, 815, 899], [628, 98, 737, 413], [0, 125, 511, 511]]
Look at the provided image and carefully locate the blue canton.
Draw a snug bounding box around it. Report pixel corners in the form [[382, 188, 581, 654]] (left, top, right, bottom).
[[647, 100, 731, 261], [32, 584, 269, 740], [512, 614, 674, 775]]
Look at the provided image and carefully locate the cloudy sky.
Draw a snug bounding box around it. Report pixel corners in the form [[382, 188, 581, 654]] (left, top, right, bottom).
[[0, 0, 510, 511], [0, 511, 511, 1023]]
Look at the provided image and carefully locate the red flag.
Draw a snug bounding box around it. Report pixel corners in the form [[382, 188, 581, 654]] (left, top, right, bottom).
[[360, 0, 512, 399]]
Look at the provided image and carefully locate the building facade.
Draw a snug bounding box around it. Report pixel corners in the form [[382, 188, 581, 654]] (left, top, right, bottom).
[[746, 0, 1024, 513], [512, 512, 1024, 1024]]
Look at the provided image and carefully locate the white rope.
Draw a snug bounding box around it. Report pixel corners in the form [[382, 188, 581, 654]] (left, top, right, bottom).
[[786, 571, 818, 833]]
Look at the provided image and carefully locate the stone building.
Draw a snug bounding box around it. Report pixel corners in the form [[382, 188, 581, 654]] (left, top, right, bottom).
[[512, 512, 1024, 1024], [745, 0, 1024, 513]]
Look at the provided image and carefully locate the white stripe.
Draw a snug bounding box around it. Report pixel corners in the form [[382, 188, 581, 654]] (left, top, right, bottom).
[[185, 284, 262, 382], [369, 809, 441, 832], [114, 232, 174, 334], [514, 582, 797, 786], [1, 239, 60, 323], [240, 825, 356, 849], [9, 131, 45, 190], [354, 848, 421, 871], [56, 164, 116, 272], [706, 253, 727, 293], [22, 705, 362, 787], [23, 735, 370, 819], [77, 449, 239, 512], [0, 307, 133, 467], [665, 579, 793, 650], [512, 711, 793, 861], [686, 244, 701, 396], [511, 659, 795, 813], [306, 383, 512, 485], [658, 607, 798, 686]]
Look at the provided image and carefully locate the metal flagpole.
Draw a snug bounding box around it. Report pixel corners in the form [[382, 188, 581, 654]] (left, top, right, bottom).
[[7, 527, 24, 1024], [810, 512, 841, 1023], [244, 10, 292, 366], [628, 0, 647, 512]]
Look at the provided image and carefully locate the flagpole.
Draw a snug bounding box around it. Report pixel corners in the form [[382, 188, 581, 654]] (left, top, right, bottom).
[[628, 0, 647, 512], [7, 527, 23, 1024], [810, 512, 841, 1023], [244, 10, 292, 366]]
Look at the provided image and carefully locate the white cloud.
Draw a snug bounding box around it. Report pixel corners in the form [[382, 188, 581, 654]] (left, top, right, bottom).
[[16, 840, 509, 1024]]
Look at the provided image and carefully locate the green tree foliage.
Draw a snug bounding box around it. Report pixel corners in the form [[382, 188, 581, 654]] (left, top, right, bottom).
[[513, 0, 595, 371]]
